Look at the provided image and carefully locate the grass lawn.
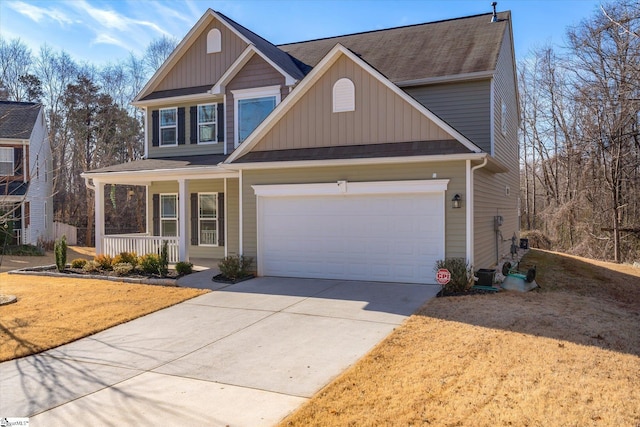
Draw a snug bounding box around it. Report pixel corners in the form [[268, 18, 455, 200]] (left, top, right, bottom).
[[0, 273, 208, 362], [279, 249, 640, 426]]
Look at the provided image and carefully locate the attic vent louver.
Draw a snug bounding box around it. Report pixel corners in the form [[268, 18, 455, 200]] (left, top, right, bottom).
[[491, 2, 498, 22]]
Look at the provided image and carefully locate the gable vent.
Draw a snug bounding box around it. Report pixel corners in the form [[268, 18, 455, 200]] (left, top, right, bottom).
[[207, 29, 222, 53], [333, 78, 355, 113]]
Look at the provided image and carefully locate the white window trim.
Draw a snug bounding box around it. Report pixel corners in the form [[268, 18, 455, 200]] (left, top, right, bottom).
[[160, 193, 178, 237], [198, 192, 218, 247], [232, 85, 281, 147], [501, 100, 507, 136], [333, 78, 355, 113], [197, 103, 218, 145], [159, 107, 178, 147], [0, 147, 14, 176]]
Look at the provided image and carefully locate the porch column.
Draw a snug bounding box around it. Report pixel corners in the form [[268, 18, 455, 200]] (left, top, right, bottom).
[[178, 178, 188, 262], [95, 181, 104, 255]]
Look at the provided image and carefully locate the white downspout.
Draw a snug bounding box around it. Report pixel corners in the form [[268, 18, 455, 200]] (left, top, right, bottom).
[[467, 156, 488, 267]]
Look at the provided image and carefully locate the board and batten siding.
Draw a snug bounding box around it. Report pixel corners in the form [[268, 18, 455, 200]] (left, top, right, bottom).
[[225, 54, 287, 153], [241, 161, 467, 270], [474, 27, 520, 269], [252, 54, 452, 152], [156, 17, 248, 92], [147, 99, 225, 158], [404, 79, 491, 153]]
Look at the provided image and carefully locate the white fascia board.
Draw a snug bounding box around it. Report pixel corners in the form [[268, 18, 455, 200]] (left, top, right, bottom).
[[211, 46, 256, 95], [253, 179, 449, 197], [131, 92, 219, 108], [395, 70, 495, 87], [82, 167, 238, 185]]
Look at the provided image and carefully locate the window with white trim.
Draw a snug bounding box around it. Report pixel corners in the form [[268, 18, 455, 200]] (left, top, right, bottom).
[[160, 194, 178, 236], [207, 29, 222, 54], [160, 108, 177, 146], [198, 193, 218, 246], [333, 78, 355, 112], [198, 103, 217, 143], [501, 100, 507, 135], [233, 86, 281, 146], [0, 147, 14, 176]]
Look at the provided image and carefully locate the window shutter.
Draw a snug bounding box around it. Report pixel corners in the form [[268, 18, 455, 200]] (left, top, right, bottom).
[[14, 147, 23, 176], [177, 107, 186, 145], [24, 201, 30, 227], [190, 106, 198, 144], [190, 193, 198, 245], [217, 103, 224, 143], [151, 110, 159, 147], [218, 193, 225, 246], [152, 194, 160, 236]]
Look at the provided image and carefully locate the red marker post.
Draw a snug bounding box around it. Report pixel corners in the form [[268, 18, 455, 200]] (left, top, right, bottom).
[[436, 268, 451, 285]]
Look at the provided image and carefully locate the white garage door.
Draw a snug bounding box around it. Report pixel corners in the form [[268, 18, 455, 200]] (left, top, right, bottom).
[[254, 180, 447, 284]]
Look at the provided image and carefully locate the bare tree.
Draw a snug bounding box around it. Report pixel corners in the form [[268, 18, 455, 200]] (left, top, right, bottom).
[[143, 35, 178, 75]]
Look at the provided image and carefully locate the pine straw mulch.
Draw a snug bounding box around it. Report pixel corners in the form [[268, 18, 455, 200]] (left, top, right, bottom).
[[279, 249, 640, 426]]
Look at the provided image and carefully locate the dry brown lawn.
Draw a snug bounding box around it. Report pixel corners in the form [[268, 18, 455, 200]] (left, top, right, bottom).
[[0, 272, 207, 362], [280, 249, 640, 426]]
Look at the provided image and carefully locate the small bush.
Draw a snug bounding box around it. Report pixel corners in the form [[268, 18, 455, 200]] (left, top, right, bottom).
[[54, 236, 67, 272], [94, 254, 114, 270], [113, 262, 134, 276], [139, 253, 161, 275], [434, 258, 474, 293], [82, 260, 100, 273], [159, 241, 169, 277], [71, 258, 88, 269], [175, 261, 193, 276], [218, 255, 253, 280], [114, 252, 138, 268]]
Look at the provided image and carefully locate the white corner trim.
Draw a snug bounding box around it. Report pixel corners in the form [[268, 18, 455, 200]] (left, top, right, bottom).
[[252, 179, 449, 197]]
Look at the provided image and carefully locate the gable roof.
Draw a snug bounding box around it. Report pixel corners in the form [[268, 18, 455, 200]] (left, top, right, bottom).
[[279, 11, 510, 84], [0, 101, 41, 140]]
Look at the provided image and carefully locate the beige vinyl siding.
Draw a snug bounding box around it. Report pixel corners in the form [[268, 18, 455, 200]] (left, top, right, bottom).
[[252, 54, 452, 152], [225, 178, 240, 256], [225, 54, 287, 153], [474, 27, 520, 269], [148, 99, 225, 158], [404, 80, 491, 153], [156, 17, 248, 92], [241, 161, 467, 265]]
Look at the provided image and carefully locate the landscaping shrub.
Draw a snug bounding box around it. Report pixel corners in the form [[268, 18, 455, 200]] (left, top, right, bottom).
[[218, 255, 253, 280], [113, 252, 138, 268], [71, 258, 88, 269], [175, 261, 193, 276], [139, 253, 161, 275], [159, 241, 169, 277], [82, 260, 100, 273], [54, 236, 67, 272], [434, 258, 474, 293], [113, 262, 134, 276], [94, 254, 114, 270]]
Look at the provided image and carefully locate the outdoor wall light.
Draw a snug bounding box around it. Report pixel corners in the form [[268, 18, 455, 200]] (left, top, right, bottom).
[[452, 193, 462, 209]]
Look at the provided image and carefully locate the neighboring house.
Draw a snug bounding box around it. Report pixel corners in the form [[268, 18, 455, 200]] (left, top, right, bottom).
[[82, 8, 519, 284], [0, 101, 53, 246]]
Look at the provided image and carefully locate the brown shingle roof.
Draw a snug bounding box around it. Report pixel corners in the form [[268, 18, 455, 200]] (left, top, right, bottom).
[[85, 154, 229, 174], [279, 11, 510, 83], [0, 101, 41, 139]]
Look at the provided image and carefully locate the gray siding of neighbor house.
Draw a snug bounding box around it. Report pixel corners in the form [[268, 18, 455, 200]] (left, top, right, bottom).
[[240, 161, 467, 270], [26, 107, 53, 243], [155, 17, 248, 92], [404, 79, 492, 153], [147, 99, 225, 158], [253, 54, 452, 152], [225, 54, 287, 153], [474, 27, 520, 269]]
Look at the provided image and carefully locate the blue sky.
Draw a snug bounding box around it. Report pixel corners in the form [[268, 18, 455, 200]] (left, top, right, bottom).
[[1, 0, 603, 66]]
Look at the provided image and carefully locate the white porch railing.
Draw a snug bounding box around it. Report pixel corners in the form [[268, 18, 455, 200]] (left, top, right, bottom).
[[103, 234, 180, 263]]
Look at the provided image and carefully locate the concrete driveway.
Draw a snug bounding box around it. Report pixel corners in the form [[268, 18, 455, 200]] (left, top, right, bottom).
[[0, 273, 439, 426]]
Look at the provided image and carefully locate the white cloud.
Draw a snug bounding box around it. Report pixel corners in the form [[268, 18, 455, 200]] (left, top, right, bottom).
[[92, 33, 131, 51], [72, 0, 170, 36], [7, 0, 73, 25]]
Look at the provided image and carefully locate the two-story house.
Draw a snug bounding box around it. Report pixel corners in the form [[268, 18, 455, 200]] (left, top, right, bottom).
[[0, 101, 53, 246], [82, 8, 519, 284]]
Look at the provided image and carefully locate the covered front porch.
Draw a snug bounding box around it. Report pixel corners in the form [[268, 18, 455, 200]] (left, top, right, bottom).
[[82, 156, 239, 264]]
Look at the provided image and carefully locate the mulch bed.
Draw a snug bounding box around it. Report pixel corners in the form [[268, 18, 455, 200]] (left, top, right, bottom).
[[437, 286, 501, 297], [212, 273, 255, 284]]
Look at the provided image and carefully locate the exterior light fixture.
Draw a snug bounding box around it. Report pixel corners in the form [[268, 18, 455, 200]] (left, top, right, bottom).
[[452, 193, 462, 209]]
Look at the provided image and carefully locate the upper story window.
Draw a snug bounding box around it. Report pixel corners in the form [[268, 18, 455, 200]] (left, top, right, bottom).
[[501, 100, 507, 135], [207, 29, 222, 54], [198, 104, 217, 144], [160, 108, 177, 146], [0, 147, 14, 176], [232, 86, 281, 146], [333, 78, 355, 112]]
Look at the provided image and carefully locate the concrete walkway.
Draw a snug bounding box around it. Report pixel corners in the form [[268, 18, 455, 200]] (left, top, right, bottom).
[[0, 272, 439, 426]]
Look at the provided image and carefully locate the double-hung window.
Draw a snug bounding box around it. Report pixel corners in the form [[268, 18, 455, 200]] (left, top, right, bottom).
[[198, 104, 217, 144], [233, 86, 281, 146], [198, 193, 217, 246], [0, 148, 14, 176], [160, 194, 178, 236], [160, 108, 177, 146]]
